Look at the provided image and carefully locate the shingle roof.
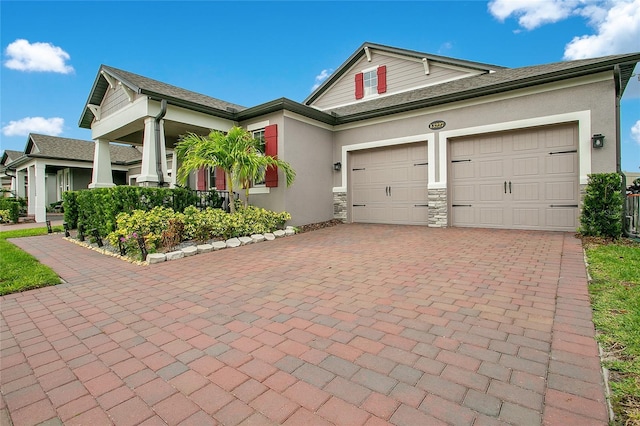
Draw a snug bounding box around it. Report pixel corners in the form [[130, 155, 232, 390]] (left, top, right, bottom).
[[329, 53, 640, 120], [80, 65, 246, 128], [1, 150, 24, 165], [19, 134, 142, 165]]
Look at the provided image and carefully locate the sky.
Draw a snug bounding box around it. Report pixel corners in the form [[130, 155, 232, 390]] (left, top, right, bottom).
[[1, 0, 639, 172]]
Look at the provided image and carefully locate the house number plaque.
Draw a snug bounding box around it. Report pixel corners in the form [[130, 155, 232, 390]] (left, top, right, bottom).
[[428, 120, 446, 130]]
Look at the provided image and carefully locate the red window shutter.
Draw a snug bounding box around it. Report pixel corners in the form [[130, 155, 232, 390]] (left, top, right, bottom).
[[215, 166, 226, 190], [197, 167, 206, 190], [264, 124, 278, 187], [355, 72, 364, 99], [377, 65, 387, 94]]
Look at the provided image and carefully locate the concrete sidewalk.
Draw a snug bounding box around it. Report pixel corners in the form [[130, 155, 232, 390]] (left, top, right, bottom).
[[0, 225, 608, 425]]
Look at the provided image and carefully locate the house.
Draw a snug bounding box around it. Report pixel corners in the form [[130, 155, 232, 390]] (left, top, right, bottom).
[[75, 42, 638, 231], [1, 134, 142, 222], [1, 150, 23, 196]]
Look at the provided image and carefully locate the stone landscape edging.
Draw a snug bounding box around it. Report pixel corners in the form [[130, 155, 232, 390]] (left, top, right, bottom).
[[64, 226, 297, 266]]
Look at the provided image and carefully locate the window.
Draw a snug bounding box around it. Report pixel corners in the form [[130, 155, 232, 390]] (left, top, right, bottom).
[[355, 65, 386, 99], [363, 69, 378, 97], [253, 129, 266, 186], [208, 167, 216, 189]]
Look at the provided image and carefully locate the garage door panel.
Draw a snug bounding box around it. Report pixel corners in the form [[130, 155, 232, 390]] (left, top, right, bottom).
[[546, 153, 577, 174], [512, 157, 539, 176], [544, 126, 577, 149], [546, 207, 578, 229], [512, 208, 540, 227], [479, 137, 503, 155], [452, 206, 474, 224], [512, 133, 539, 152], [391, 167, 409, 182], [479, 208, 504, 225], [410, 164, 428, 181], [511, 182, 539, 202], [545, 181, 577, 201], [452, 184, 475, 203], [479, 183, 504, 201], [451, 162, 474, 180], [479, 160, 505, 178]]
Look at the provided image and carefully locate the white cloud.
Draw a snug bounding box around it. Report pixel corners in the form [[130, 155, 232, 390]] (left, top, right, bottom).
[[488, 0, 579, 30], [311, 69, 333, 92], [632, 120, 640, 145], [4, 39, 74, 73], [564, 0, 640, 59], [2, 117, 64, 137]]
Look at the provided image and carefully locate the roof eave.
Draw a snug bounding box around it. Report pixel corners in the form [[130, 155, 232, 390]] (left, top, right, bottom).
[[237, 98, 336, 125], [336, 59, 636, 124]]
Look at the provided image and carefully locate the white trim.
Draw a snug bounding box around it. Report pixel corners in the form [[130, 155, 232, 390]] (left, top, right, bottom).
[[333, 133, 434, 191], [247, 120, 269, 132], [283, 110, 333, 130], [438, 110, 591, 185], [249, 187, 270, 195]]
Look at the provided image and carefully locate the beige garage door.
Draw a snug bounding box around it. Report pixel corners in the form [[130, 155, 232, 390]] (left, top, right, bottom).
[[351, 142, 428, 225], [450, 123, 579, 231]]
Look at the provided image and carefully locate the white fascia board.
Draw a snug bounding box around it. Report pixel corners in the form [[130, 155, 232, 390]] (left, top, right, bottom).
[[437, 110, 592, 185], [163, 104, 236, 133], [283, 110, 334, 131], [247, 120, 270, 132], [91, 96, 148, 140]]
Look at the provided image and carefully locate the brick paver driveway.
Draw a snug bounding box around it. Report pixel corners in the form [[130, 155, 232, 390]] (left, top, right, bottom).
[[1, 224, 608, 425]]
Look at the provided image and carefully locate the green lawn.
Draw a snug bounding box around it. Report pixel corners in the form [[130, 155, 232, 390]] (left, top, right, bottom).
[[0, 227, 63, 296], [585, 240, 640, 425]]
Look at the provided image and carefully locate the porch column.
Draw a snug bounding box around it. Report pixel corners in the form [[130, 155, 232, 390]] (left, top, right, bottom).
[[27, 165, 35, 215], [15, 169, 26, 198], [34, 162, 46, 223], [89, 139, 115, 188], [137, 117, 168, 186]]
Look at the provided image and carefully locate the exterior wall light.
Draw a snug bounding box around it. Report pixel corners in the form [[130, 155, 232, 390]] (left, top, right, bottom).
[[333, 162, 342, 171], [592, 134, 605, 149]]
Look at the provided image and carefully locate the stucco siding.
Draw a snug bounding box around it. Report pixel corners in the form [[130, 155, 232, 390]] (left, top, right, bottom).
[[239, 113, 334, 226], [312, 52, 479, 111], [332, 76, 617, 189]]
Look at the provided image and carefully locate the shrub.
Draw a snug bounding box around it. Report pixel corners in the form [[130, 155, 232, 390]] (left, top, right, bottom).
[[106, 206, 176, 257], [62, 191, 79, 228], [107, 204, 291, 258], [0, 198, 20, 223], [580, 173, 624, 238], [0, 209, 10, 223]]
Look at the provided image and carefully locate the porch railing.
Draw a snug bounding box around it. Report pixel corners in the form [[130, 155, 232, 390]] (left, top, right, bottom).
[[190, 189, 238, 213], [625, 194, 640, 238]]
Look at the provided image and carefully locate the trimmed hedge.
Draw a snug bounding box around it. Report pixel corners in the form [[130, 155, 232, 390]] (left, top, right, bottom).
[[0, 198, 20, 223], [62, 186, 218, 237], [579, 173, 624, 238]]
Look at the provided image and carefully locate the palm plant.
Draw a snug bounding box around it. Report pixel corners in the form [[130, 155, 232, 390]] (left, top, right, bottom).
[[176, 126, 295, 213]]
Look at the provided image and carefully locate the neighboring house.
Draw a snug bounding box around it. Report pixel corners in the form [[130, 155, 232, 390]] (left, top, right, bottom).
[[1, 134, 142, 222], [1, 150, 23, 196], [76, 42, 638, 230]]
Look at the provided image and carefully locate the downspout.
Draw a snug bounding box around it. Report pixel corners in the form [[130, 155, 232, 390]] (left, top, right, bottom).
[[155, 99, 167, 187], [614, 65, 629, 237]]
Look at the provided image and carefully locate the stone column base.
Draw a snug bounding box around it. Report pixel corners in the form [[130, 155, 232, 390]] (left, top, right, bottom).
[[428, 188, 447, 227], [333, 191, 347, 222]]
